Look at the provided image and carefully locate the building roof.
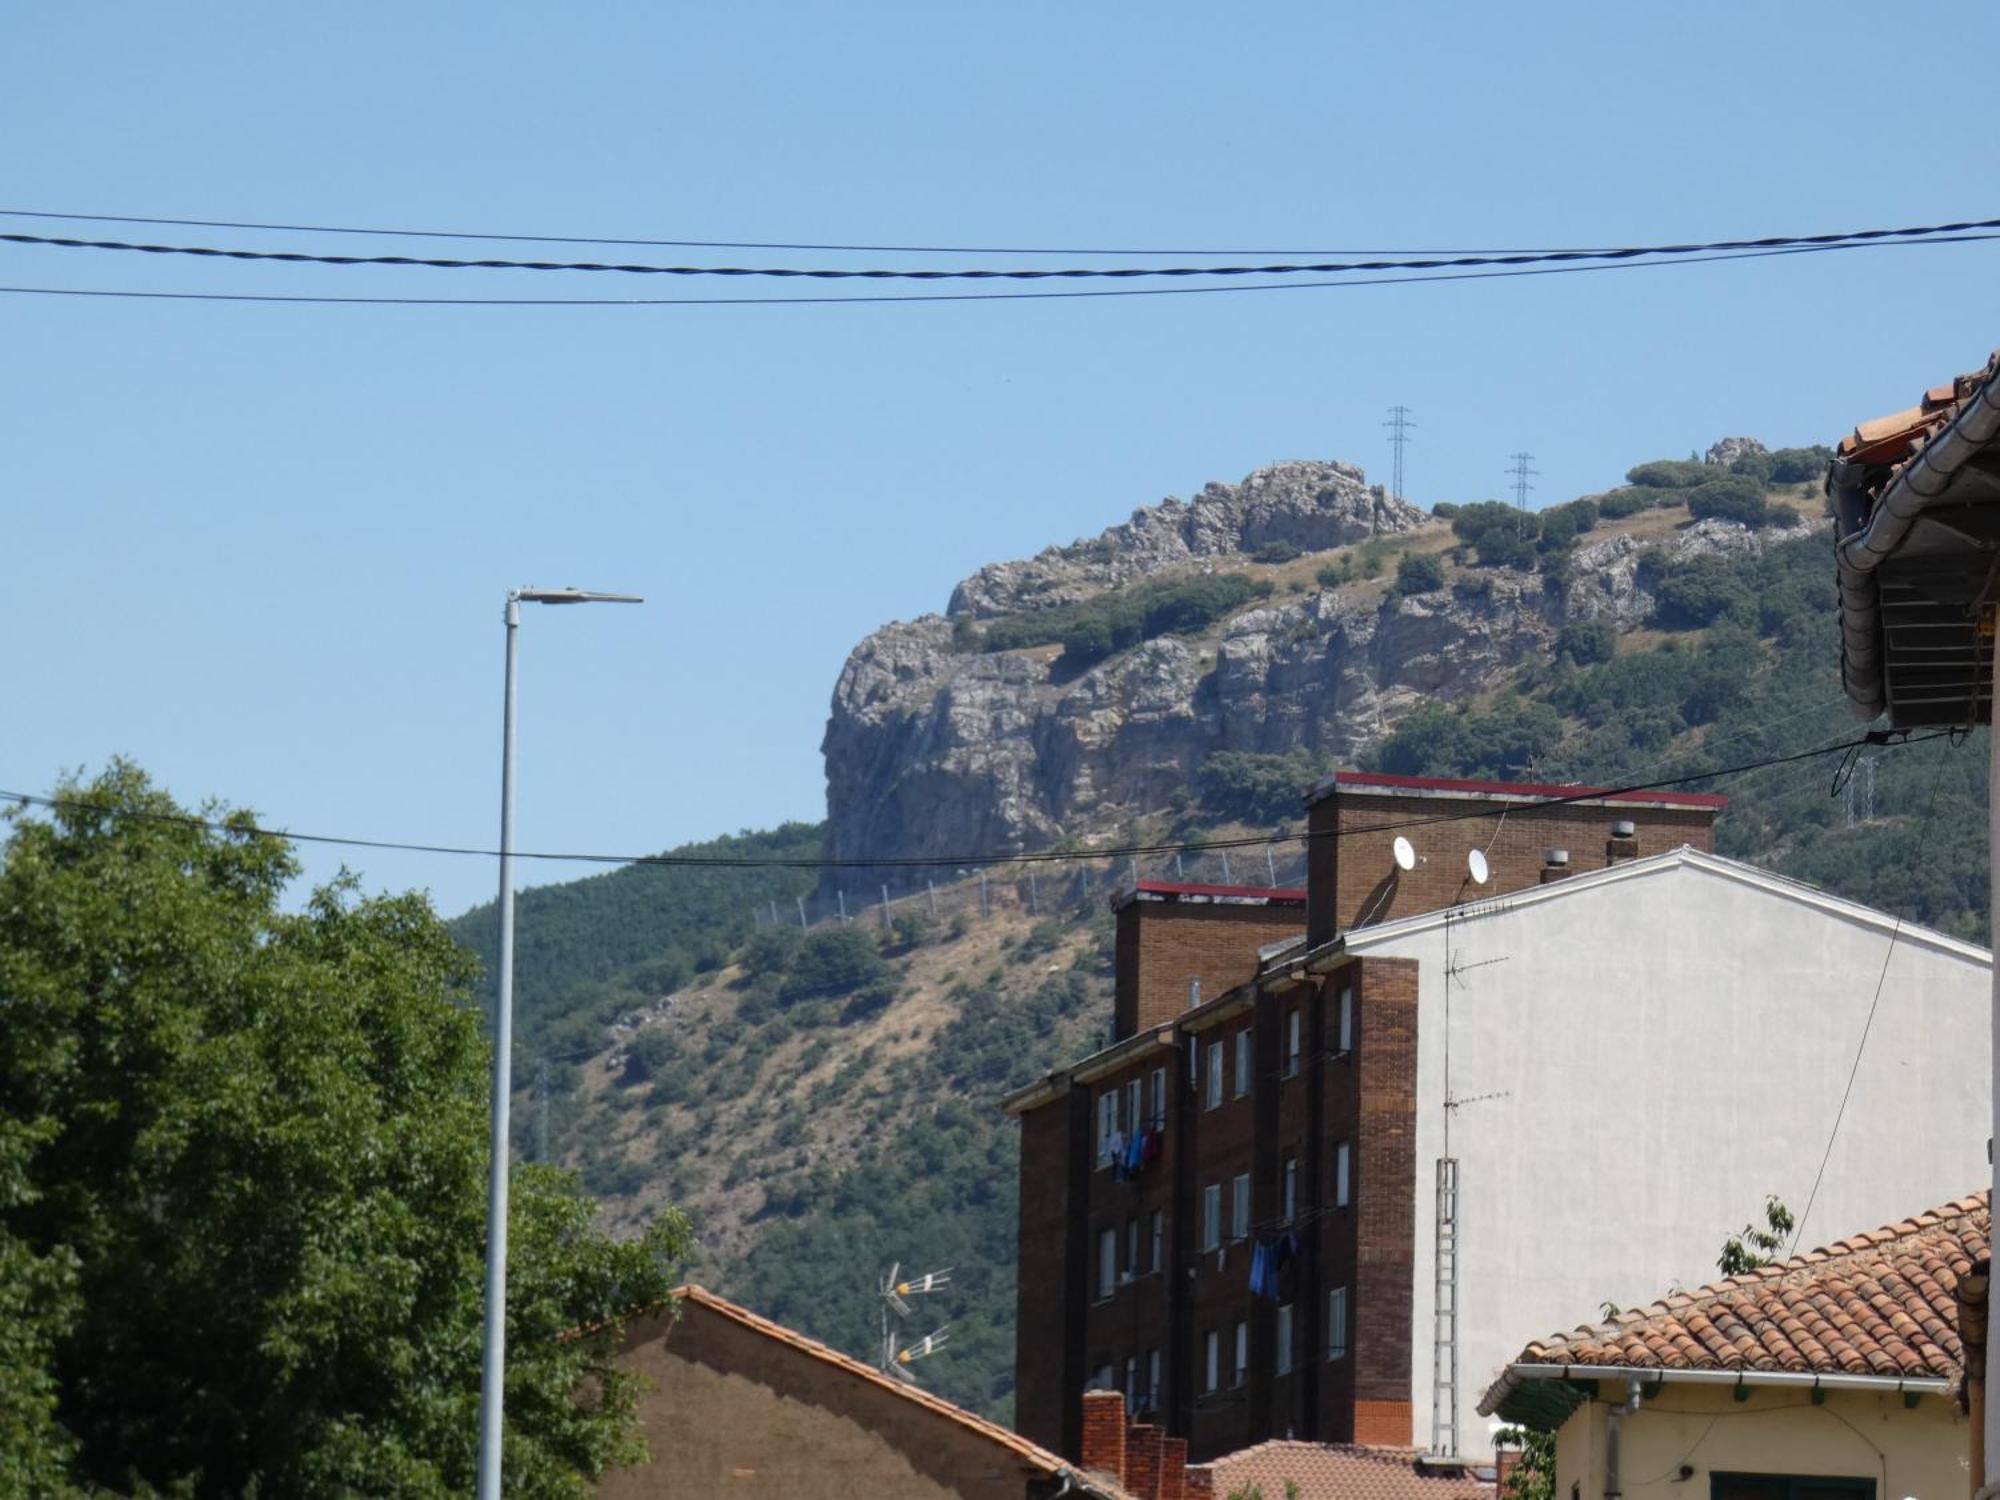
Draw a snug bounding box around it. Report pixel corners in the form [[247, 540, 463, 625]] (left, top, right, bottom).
[[1306, 767, 1727, 812], [666, 1286, 1132, 1499], [1480, 1193, 1989, 1427], [1192, 1441, 1493, 1500], [1831, 347, 2000, 725], [1112, 879, 1307, 911]]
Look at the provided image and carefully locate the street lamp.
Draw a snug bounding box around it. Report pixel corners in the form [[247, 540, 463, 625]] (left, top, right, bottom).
[[477, 586, 642, 1500]]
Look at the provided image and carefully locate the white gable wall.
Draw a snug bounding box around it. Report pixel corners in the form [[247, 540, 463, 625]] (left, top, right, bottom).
[[1346, 851, 1990, 1459]]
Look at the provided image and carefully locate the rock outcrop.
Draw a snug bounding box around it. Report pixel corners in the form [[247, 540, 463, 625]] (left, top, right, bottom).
[[822, 459, 1771, 869]]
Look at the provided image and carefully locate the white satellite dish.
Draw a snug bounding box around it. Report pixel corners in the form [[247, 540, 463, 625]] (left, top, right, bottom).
[[1392, 836, 1417, 872], [1467, 848, 1490, 886]]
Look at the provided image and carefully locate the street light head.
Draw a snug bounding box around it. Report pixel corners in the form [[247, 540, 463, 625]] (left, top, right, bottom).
[[513, 587, 644, 606]]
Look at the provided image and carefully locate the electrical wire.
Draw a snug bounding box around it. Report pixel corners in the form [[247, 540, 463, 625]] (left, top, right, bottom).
[[5, 215, 1997, 280], [4, 236, 1993, 309], [0, 729, 1946, 874]]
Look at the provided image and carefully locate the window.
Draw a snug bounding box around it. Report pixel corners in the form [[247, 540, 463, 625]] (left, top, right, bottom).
[[1327, 1286, 1349, 1359], [1710, 1476, 1875, 1500], [1337, 981, 1353, 1054], [1124, 1355, 1138, 1414], [1285, 1009, 1301, 1074], [1276, 1302, 1294, 1375], [1097, 1091, 1118, 1164], [1201, 1184, 1222, 1251], [1125, 1218, 1139, 1278], [1335, 1141, 1351, 1208], [1204, 1330, 1220, 1393], [1093, 1363, 1114, 1391], [1147, 1347, 1162, 1410], [1149, 1066, 1167, 1126], [1232, 1319, 1249, 1386], [1205, 1040, 1225, 1109], [1149, 1209, 1165, 1274], [1282, 1156, 1298, 1223], [1124, 1078, 1142, 1135], [1231, 1173, 1251, 1241], [1233, 1028, 1253, 1097], [1098, 1229, 1117, 1300]]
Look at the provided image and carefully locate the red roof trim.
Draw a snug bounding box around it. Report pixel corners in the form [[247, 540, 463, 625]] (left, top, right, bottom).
[[1127, 879, 1308, 904], [1328, 769, 1727, 810]]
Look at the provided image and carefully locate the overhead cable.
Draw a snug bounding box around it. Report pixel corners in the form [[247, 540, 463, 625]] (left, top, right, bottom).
[[4, 215, 1997, 280], [0, 728, 1946, 874]]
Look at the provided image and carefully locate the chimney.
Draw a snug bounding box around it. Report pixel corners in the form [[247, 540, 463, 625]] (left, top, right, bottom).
[[1960, 1255, 1989, 1490], [1538, 847, 1572, 884], [1080, 1390, 1126, 1481], [1185, 1464, 1216, 1500], [1158, 1436, 1188, 1500], [1495, 1444, 1523, 1490], [1605, 818, 1640, 865], [1125, 1423, 1162, 1500]]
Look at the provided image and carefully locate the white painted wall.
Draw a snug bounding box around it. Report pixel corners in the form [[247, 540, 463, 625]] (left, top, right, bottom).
[[1346, 850, 1992, 1460]]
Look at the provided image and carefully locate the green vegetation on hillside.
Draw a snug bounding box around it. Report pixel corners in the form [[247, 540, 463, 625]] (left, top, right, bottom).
[[958, 572, 1274, 671]]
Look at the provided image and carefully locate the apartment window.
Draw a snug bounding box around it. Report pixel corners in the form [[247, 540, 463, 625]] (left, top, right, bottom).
[[1233, 1028, 1253, 1097], [1205, 1040, 1225, 1109], [1327, 1286, 1350, 1359], [1149, 1209, 1165, 1274], [1285, 1009, 1301, 1074], [1098, 1229, 1117, 1300], [1337, 981, 1353, 1054], [1147, 1347, 1162, 1410], [1282, 1156, 1298, 1223], [1711, 1476, 1874, 1500], [1231, 1173, 1251, 1242], [1096, 1091, 1118, 1164], [1201, 1184, 1222, 1251], [1125, 1218, 1139, 1278], [1232, 1319, 1249, 1386], [1335, 1141, 1352, 1208], [1204, 1330, 1220, 1393], [1125, 1355, 1138, 1414], [1276, 1302, 1294, 1375], [1149, 1066, 1167, 1126], [1124, 1078, 1142, 1135]]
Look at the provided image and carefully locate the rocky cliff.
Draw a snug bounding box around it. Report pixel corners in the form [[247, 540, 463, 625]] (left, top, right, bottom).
[[822, 458, 1772, 869]]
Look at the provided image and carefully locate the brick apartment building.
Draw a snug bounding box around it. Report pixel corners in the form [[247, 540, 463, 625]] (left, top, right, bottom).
[[1004, 770, 1993, 1465]]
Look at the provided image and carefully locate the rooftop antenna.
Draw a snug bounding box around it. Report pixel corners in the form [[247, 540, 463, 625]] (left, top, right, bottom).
[[880, 1263, 952, 1382]]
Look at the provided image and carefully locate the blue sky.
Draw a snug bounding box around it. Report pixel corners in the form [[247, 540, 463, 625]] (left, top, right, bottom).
[[4, 1, 1995, 917]]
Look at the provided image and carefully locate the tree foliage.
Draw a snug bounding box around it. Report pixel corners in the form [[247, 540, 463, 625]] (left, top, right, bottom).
[[1394, 552, 1446, 595], [1718, 1195, 1797, 1276], [971, 573, 1276, 670], [0, 765, 690, 1497], [1193, 749, 1331, 824]]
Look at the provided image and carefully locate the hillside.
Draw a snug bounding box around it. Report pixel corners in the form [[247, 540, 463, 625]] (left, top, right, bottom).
[[459, 439, 1990, 1422]]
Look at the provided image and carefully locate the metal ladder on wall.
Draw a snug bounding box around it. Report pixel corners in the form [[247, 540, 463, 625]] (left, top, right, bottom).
[[1431, 1157, 1460, 1459]]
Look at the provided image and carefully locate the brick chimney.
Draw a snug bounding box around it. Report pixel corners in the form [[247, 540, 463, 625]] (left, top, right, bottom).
[[1158, 1436, 1188, 1500], [1124, 1423, 1162, 1499], [1185, 1464, 1216, 1500], [1495, 1444, 1522, 1490], [1605, 817, 1640, 865], [1080, 1390, 1126, 1482], [1538, 847, 1572, 884]]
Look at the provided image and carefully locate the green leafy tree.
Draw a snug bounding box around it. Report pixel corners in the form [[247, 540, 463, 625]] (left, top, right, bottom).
[[0, 764, 690, 1497], [1495, 1427, 1555, 1500], [1718, 1195, 1796, 1275], [1395, 552, 1446, 595]]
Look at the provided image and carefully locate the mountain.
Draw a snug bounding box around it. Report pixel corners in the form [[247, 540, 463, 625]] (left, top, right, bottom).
[[459, 439, 1990, 1423]]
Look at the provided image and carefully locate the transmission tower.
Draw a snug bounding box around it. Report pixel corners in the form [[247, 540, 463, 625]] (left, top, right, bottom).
[[1507, 451, 1538, 511], [1384, 406, 1416, 505]]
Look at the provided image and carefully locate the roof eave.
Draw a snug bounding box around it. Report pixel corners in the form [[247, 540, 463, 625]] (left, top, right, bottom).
[[1480, 1361, 1955, 1424]]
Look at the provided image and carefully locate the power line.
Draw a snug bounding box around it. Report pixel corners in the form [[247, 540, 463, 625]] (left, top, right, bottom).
[[5, 215, 1998, 281], [0, 730, 1942, 875], [5, 236, 1994, 309], [0, 206, 1659, 258]]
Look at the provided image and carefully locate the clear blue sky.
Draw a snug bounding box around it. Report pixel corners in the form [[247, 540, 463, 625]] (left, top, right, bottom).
[[5, 1, 1995, 917]]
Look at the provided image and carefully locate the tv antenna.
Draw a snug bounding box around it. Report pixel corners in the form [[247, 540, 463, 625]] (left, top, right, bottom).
[[880, 1262, 952, 1382]]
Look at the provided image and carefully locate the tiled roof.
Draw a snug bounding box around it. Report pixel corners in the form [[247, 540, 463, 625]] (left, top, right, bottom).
[[1502, 1193, 1987, 1385], [666, 1286, 1132, 1499], [1193, 1441, 1492, 1500], [1838, 357, 1999, 467]]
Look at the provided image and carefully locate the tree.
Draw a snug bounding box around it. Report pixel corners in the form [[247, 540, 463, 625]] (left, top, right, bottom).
[[1718, 1195, 1796, 1275], [0, 763, 690, 1497], [1495, 1427, 1555, 1500], [1394, 552, 1446, 595]]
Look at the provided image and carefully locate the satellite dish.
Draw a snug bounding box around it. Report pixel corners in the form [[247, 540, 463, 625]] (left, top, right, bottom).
[[1392, 836, 1417, 872], [1467, 848, 1490, 885]]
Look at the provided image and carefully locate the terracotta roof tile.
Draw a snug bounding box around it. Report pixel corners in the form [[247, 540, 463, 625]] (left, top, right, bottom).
[[1509, 1193, 1988, 1382], [1191, 1441, 1492, 1500], [1838, 354, 2000, 466]]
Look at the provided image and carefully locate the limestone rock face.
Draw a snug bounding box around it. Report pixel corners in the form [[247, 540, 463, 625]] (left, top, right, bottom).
[[821, 459, 1780, 869], [1705, 436, 1768, 469]]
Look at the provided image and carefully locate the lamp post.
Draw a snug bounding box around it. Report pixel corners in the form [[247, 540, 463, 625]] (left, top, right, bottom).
[[477, 586, 642, 1500]]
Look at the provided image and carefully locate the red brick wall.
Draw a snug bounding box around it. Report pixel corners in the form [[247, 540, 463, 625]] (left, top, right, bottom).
[[1306, 786, 1716, 945], [1015, 1089, 1090, 1456], [1351, 956, 1418, 1444], [1116, 899, 1305, 1040]]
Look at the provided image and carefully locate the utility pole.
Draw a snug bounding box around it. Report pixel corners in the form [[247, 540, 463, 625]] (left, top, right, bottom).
[[1384, 406, 1416, 509], [1507, 451, 1538, 511]]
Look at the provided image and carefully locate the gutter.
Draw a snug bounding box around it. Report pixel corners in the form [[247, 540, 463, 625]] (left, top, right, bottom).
[[1478, 1361, 1954, 1416], [1834, 359, 2000, 721]]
